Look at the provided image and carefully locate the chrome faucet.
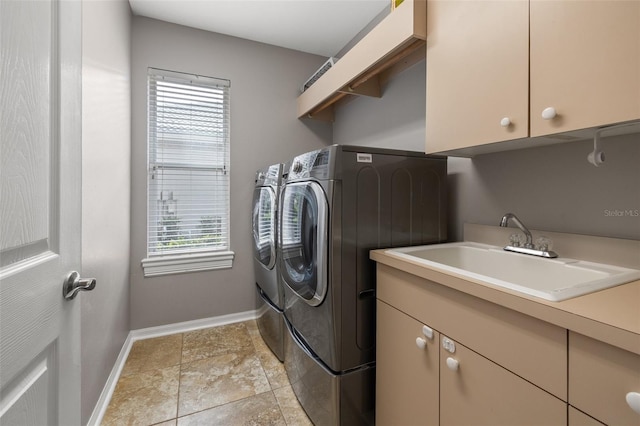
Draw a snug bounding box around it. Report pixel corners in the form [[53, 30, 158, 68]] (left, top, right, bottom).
[[499, 213, 558, 258], [499, 213, 533, 248]]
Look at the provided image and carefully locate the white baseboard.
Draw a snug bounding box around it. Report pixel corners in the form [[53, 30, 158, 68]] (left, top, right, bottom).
[[130, 309, 258, 341], [86, 332, 134, 426], [87, 309, 258, 426]]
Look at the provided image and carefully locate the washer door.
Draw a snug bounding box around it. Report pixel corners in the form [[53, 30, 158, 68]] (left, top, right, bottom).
[[279, 181, 328, 306], [252, 186, 277, 270]]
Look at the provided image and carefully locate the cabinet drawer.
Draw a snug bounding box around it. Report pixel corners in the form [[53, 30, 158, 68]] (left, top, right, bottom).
[[569, 332, 640, 426], [440, 335, 567, 425], [377, 264, 567, 399]]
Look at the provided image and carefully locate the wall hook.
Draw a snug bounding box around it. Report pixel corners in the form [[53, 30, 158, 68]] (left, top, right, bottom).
[[588, 130, 605, 167], [588, 122, 640, 167]]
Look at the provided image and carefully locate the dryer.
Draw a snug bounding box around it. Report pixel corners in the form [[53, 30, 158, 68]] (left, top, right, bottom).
[[278, 145, 447, 425], [252, 163, 285, 361]]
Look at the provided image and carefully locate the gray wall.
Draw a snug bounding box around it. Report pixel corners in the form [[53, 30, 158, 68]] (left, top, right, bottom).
[[130, 17, 331, 329], [334, 60, 425, 151], [334, 60, 640, 242], [81, 0, 131, 423], [447, 136, 640, 241]]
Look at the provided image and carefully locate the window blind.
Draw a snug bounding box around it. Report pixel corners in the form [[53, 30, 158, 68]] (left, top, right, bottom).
[[147, 68, 230, 256]]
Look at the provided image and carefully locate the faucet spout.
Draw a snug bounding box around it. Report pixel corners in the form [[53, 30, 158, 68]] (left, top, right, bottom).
[[499, 213, 533, 248]]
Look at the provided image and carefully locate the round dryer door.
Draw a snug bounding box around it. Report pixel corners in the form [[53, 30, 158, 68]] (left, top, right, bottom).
[[252, 186, 277, 269], [279, 181, 328, 306]]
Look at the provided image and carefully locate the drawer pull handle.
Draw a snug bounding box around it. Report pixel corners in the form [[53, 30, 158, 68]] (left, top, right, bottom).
[[416, 337, 427, 350], [626, 392, 640, 415]]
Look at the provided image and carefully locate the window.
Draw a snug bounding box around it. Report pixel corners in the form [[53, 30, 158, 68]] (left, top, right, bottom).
[[142, 68, 233, 277]]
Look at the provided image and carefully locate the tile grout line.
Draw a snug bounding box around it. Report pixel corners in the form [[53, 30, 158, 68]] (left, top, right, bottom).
[[245, 321, 302, 425], [200, 323, 261, 423], [175, 322, 266, 422], [173, 332, 185, 426], [243, 321, 290, 425], [107, 320, 304, 426], [248, 320, 296, 426]]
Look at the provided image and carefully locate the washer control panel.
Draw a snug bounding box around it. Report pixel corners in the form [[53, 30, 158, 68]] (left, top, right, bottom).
[[255, 163, 283, 187]]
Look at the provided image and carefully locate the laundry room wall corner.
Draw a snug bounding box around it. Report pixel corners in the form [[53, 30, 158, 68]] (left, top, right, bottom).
[[81, 0, 132, 423]]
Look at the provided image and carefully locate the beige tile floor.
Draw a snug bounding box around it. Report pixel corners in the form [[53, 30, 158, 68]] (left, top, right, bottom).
[[101, 320, 313, 426]]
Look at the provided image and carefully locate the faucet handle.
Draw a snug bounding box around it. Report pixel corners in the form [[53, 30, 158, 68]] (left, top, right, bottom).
[[509, 233, 525, 247], [535, 236, 553, 252]]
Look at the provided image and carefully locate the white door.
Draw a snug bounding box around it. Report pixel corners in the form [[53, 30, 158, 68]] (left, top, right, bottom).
[[0, 0, 83, 424]]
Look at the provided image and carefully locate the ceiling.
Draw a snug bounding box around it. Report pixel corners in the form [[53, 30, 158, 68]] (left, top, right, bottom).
[[128, 0, 390, 57]]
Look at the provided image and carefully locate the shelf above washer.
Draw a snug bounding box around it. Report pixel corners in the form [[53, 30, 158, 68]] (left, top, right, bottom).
[[297, 0, 426, 122]]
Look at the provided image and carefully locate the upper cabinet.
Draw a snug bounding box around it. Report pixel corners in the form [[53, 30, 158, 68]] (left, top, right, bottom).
[[425, 0, 640, 156], [425, 1, 529, 153], [297, 0, 426, 122], [530, 0, 640, 137]]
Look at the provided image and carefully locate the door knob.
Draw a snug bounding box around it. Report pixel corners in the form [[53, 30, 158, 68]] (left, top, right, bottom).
[[63, 271, 96, 300]]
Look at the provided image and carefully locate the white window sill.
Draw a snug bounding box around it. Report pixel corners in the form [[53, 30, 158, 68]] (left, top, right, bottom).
[[141, 250, 234, 277]]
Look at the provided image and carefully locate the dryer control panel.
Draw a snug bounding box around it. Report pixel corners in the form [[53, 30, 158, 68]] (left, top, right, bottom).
[[288, 147, 333, 180]]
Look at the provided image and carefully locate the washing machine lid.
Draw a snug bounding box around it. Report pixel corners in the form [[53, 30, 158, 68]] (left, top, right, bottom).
[[279, 181, 328, 307], [252, 186, 277, 270]]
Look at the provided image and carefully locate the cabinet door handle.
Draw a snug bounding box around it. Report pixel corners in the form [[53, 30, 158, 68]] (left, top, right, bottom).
[[541, 107, 557, 120], [446, 357, 459, 371], [500, 117, 511, 127], [626, 392, 640, 415]]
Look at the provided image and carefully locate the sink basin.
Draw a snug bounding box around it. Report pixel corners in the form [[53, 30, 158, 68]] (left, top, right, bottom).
[[386, 242, 640, 301]]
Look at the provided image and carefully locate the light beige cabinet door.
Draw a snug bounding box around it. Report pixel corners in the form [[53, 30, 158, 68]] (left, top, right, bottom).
[[376, 301, 439, 426], [530, 0, 640, 137], [440, 335, 567, 425], [569, 407, 605, 426], [426, 0, 529, 153], [569, 332, 640, 426]]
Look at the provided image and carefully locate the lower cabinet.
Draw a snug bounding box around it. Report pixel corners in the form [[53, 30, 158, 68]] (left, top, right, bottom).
[[375, 263, 640, 425], [377, 301, 439, 425], [377, 299, 566, 425], [569, 332, 640, 426], [440, 335, 566, 425]]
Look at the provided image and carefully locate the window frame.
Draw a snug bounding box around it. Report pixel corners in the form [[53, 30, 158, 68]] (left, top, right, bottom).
[[141, 68, 234, 277]]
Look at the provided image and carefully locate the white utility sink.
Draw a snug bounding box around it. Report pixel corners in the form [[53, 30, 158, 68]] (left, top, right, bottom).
[[386, 242, 640, 301]]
